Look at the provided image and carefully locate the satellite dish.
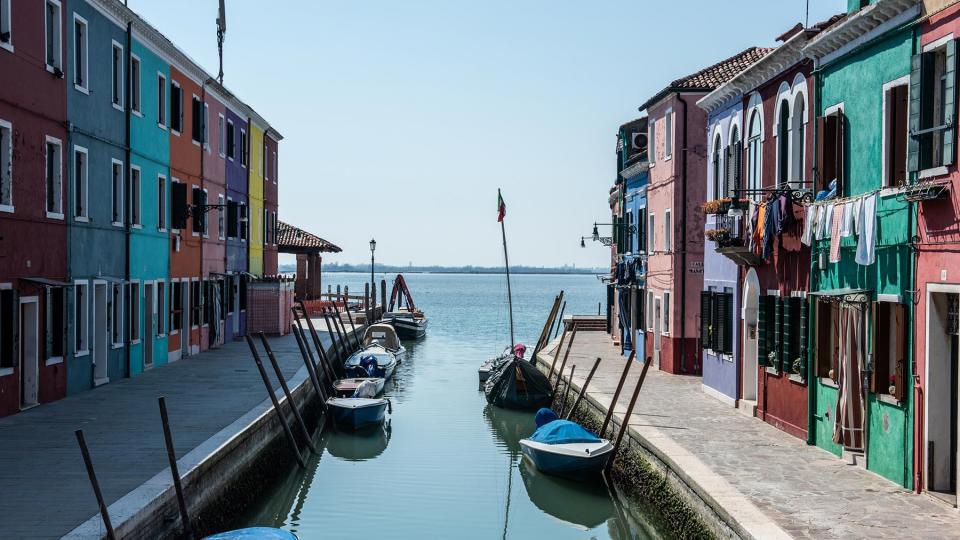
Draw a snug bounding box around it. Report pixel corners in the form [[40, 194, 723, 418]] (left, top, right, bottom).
[[217, 0, 227, 34]]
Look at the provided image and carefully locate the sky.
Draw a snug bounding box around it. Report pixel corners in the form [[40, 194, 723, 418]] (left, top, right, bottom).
[[128, 0, 847, 268]]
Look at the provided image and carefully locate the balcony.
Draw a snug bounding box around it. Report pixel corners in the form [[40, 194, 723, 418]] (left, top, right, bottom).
[[705, 215, 764, 266]]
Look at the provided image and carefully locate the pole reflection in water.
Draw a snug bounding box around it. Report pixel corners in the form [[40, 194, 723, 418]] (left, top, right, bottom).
[[241, 273, 664, 539]]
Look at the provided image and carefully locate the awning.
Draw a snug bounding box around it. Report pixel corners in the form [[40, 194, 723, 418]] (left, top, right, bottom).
[[809, 288, 870, 303], [18, 277, 73, 287]]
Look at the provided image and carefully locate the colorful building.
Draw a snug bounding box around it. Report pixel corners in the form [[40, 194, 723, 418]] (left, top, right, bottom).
[[802, 0, 920, 487], [202, 89, 227, 351], [0, 0, 70, 415], [248, 119, 265, 277], [264, 130, 280, 276], [224, 106, 249, 340]]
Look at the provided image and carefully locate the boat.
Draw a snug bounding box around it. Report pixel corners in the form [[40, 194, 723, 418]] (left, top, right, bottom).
[[362, 323, 407, 361], [326, 397, 390, 430], [203, 527, 298, 539], [479, 344, 527, 386], [518, 408, 613, 480], [333, 376, 385, 397], [484, 354, 553, 410], [384, 275, 428, 339], [343, 345, 398, 380]]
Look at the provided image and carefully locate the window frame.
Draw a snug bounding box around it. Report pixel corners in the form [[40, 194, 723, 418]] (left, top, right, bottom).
[[111, 158, 124, 226], [882, 76, 911, 188], [648, 213, 655, 253], [157, 173, 166, 232], [663, 290, 671, 335], [45, 135, 63, 219], [110, 282, 123, 348], [226, 119, 235, 160], [647, 290, 654, 331], [72, 13, 88, 94], [0, 118, 13, 213], [0, 0, 12, 54], [156, 279, 166, 337], [663, 208, 672, 252], [73, 145, 88, 221], [240, 128, 248, 168], [218, 114, 226, 157], [74, 280, 89, 357], [111, 40, 124, 111], [157, 72, 167, 129], [129, 280, 140, 344], [130, 53, 142, 116], [218, 193, 225, 240], [44, 0, 62, 73], [170, 80, 182, 135], [191, 94, 203, 145], [663, 108, 673, 161], [130, 164, 141, 228]]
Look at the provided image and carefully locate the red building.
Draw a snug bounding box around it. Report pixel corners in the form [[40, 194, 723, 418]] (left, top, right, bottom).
[[264, 130, 280, 275], [0, 1, 69, 415]]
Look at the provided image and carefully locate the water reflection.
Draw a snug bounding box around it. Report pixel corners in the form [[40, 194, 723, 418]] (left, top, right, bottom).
[[325, 423, 392, 461]]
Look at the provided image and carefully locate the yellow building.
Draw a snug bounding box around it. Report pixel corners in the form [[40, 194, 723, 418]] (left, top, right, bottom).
[[248, 121, 266, 275]]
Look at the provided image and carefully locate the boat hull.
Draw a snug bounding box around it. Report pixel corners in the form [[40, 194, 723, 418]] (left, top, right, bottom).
[[389, 317, 427, 339], [519, 439, 613, 480], [327, 398, 389, 430]]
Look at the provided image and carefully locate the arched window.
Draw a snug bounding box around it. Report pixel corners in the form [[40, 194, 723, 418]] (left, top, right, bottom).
[[777, 99, 790, 185], [791, 92, 806, 185], [729, 125, 740, 195], [712, 134, 722, 199], [748, 110, 762, 198]]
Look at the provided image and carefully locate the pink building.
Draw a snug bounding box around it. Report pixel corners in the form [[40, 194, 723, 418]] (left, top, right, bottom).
[[640, 48, 772, 375]]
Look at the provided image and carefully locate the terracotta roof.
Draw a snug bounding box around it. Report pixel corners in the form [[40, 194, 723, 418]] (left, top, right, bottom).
[[639, 46, 775, 111], [277, 221, 342, 254]]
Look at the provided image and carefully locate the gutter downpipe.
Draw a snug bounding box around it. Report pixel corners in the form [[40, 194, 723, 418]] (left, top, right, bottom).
[[807, 57, 822, 447], [678, 93, 689, 373], [200, 82, 206, 351], [124, 22, 132, 378]]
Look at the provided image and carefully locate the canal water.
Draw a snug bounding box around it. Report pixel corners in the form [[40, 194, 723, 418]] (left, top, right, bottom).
[[243, 272, 662, 539]]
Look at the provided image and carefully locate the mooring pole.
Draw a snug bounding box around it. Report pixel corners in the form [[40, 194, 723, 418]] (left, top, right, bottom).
[[565, 357, 601, 421], [601, 349, 636, 438], [258, 333, 318, 454], [343, 302, 363, 351], [320, 309, 345, 366], [294, 304, 337, 379], [531, 294, 562, 364], [74, 430, 117, 540], [292, 324, 328, 408], [245, 335, 306, 468], [327, 306, 349, 354], [158, 397, 194, 540], [380, 278, 387, 319], [547, 328, 569, 379], [551, 326, 578, 386], [332, 302, 359, 352], [606, 356, 653, 473], [558, 364, 576, 416], [552, 300, 567, 340]]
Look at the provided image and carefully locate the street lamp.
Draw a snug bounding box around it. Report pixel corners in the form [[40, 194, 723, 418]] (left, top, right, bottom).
[[369, 238, 377, 289]]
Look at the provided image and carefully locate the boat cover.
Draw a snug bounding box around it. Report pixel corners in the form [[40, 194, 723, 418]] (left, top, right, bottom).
[[363, 323, 400, 351], [534, 407, 559, 428], [203, 527, 298, 540], [529, 420, 601, 445], [353, 379, 380, 398], [484, 356, 553, 410]]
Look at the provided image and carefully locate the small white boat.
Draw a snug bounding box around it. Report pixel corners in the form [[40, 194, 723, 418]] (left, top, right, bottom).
[[333, 377, 386, 398], [518, 410, 613, 479], [384, 309, 428, 339], [362, 323, 406, 361], [326, 397, 389, 430]]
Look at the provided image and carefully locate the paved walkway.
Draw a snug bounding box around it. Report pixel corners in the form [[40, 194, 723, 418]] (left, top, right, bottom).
[[540, 331, 960, 539], [0, 327, 335, 539]]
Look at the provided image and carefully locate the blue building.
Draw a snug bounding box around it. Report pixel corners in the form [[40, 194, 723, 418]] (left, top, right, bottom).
[[613, 117, 648, 357]]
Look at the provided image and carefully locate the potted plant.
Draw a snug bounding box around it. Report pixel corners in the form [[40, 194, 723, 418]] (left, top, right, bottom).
[[701, 197, 732, 215], [704, 228, 729, 242]]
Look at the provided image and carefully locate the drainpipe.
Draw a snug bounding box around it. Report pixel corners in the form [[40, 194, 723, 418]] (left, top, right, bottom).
[[200, 83, 206, 349], [807, 58, 822, 447], [678, 94, 690, 373], [908, 25, 919, 493], [124, 22, 132, 378]]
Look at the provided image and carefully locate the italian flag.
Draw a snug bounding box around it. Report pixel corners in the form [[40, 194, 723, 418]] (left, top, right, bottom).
[[497, 189, 506, 222]]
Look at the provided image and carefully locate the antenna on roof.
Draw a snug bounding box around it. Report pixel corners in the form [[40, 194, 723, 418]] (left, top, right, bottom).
[[805, 0, 810, 28], [216, 0, 226, 84]]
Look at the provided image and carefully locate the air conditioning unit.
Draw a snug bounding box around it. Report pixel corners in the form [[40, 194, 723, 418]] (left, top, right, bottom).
[[631, 132, 648, 153]]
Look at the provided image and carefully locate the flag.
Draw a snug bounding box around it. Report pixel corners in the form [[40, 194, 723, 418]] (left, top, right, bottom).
[[497, 190, 506, 222]]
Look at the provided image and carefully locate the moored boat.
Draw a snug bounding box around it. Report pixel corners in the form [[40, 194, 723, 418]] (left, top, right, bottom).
[[344, 345, 398, 380], [385, 275, 428, 339], [203, 527, 298, 539], [362, 323, 407, 361], [333, 377, 386, 397], [479, 344, 526, 386], [484, 353, 553, 410], [326, 397, 390, 430], [518, 409, 613, 479]]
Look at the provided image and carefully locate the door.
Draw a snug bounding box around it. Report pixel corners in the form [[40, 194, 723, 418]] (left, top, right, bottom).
[[926, 291, 960, 501], [232, 277, 240, 335], [181, 281, 189, 358], [19, 297, 39, 409], [93, 283, 108, 385], [144, 283, 154, 368], [742, 269, 760, 403], [653, 298, 662, 368]]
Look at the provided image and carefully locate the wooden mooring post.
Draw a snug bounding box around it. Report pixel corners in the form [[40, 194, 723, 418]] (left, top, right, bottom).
[[565, 357, 601, 420], [294, 303, 340, 381], [258, 333, 318, 454], [291, 324, 328, 409], [324, 308, 349, 358], [74, 429, 117, 540], [552, 300, 567, 340], [244, 335, 306, 468], [381, 278, 387, 317], [158, 397, 194, 540], [551, 326, 578, 386], [606, 356, 653, 473], [557, 364, 576, 415], [547, 327, 570, 379], [600, 349, 636, 438]]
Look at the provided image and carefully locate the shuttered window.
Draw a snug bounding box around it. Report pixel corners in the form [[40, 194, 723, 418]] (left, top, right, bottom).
[[700, 291, 713, 351], [701, 290, 733, 355], [758, 295, 776, 366], [782, 297, 804, 375], [909, 39, 957, 173], [170, 181, 187, 230]]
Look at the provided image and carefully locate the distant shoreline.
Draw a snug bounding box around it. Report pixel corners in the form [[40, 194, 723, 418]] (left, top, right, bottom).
[[279, 268, 604, 276]]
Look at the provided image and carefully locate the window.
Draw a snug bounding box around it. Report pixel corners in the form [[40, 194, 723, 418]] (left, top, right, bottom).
[[157, 174, 166, 231], [883, 81, 909, 187], [663, 291, 670, 335], [272, 212, 278, 245], [0, 288, 13, 369], [912, 40, 956, 173], [201, 189, 209, 236], [226, 120, 235, 160], [73, 15, 87, 91], [747, 109, 762, 198], [872, 301, 907, 400], [45, 137, 62, 217], [226, 199, 237, 238], [157, 281, 166, 336], [815, 299, 839, 381], [636, 207, 646, 254], [0, 119, 10, 210], [648, 214, 655, 253], [191, 186, 205, 235], [792, 92, 806, 185], [203, 103, 209, 147], [170, 81, 182, 133], [727, 126, 742, 195], [130, 166, 141, 226], [111, 41, 123, 109], [664, 110, 673, 160], [46, 286, 65, 362], [262, 142, 268, 179], [0, 0, 11, 50], [111, 159, 123, 225], [647, 291, 654, 331], [130, 55, 141, 114], [129, 281, 140, 342], [44, 0, 61, 71], [700, 290, 733, 355], [240, 129, 248, 167], [111, 283, 123, 347], [272, 151, 277, 182], [218, 194, 225, 240], [73, 146, 87, 219], [190, 280, 201, 328], [816, 107, 845, 194], [711, 134, 723, 200], [239, 203, 248, 241], [649, 119, 657, 165], [777, 99, 790, 184], [170, 180, 187, 231], [171, 281, 182, 332], [218, 114, 225, 157], [203, 280, 212, 326], [664, 209, 672, 252], [157, 73, 167, 127], [74, 281, 88, 355], [262, 208, 268, 246], [191, 96, 202, 143]]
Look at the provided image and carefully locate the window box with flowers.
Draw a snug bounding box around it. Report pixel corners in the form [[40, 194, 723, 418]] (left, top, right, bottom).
[[701, 198, 733, 216]]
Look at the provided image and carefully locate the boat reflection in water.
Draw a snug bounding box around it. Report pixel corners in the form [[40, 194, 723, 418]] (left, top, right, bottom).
[[325, 423, 392, 462]]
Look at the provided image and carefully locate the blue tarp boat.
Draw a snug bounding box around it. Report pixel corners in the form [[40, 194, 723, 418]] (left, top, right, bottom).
[[519, 409, 613, 479], [203, 527, 298, 539]]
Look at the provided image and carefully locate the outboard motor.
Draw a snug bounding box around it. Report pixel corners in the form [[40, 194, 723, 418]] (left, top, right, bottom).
[[359, 354, 381, 377]]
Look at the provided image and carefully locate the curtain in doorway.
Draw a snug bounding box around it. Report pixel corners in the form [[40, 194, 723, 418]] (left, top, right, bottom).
[[833, 302, 865, 450], [212, 282, 222, 347]]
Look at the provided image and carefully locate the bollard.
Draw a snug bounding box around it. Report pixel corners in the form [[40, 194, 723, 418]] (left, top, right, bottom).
[[606, 356, 653, 473], [158, 397, 194, 540], [75, 430, 117, 540], [551, 326, 578, 387], [566, 357, 602, 421], [245, 335, 306, 468], [259, 333, 318, 454], [601, 349, 636, 438]]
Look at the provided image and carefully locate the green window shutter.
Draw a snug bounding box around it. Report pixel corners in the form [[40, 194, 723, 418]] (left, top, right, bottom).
[[700, 291, 712, 351], [758, 296, 770, 366], [782, 297, 793, 373], [774, 297, 783, 372], [723, 292, 734, 355], [944, 39, 956, 166], [716, 292, 728, 354], [798, 297, 809, 379], [908, 52, 922, 173]]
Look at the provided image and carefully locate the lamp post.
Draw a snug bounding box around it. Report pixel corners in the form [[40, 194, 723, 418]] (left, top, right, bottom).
[[369, 238, 377, 290]]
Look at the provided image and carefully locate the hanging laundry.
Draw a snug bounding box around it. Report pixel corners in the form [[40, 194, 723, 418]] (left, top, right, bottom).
[[823, 203, 835, 239], [801, 205, 816, 246], [855, 193, 877, 266], [815, 204, 828, 240], [852, 196, 863, 234], [754, 203, 766, 252], [830, 205, 843, 263], [764, 199, 779, 260], [840, 200, 854, 237]]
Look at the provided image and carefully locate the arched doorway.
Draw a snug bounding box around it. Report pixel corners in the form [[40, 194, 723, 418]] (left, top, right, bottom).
[[742, 268, 760, 404]]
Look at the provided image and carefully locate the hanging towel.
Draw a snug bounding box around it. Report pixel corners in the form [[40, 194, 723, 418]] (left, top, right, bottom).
[[852, 196, 863, 234], [754, 203, 766, 251], [815, 205, 828, 240], [840, 201, 854, 237], [801, 205, 816, 246], [823, 203, 835, 239], [778, 194, 795, 233], [855, 193, 877, 266], [829, 206, 843, 263], [764, 200, 779, 260]]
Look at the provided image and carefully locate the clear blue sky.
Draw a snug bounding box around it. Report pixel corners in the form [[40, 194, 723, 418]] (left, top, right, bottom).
[[129, 0, 846, 268]]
